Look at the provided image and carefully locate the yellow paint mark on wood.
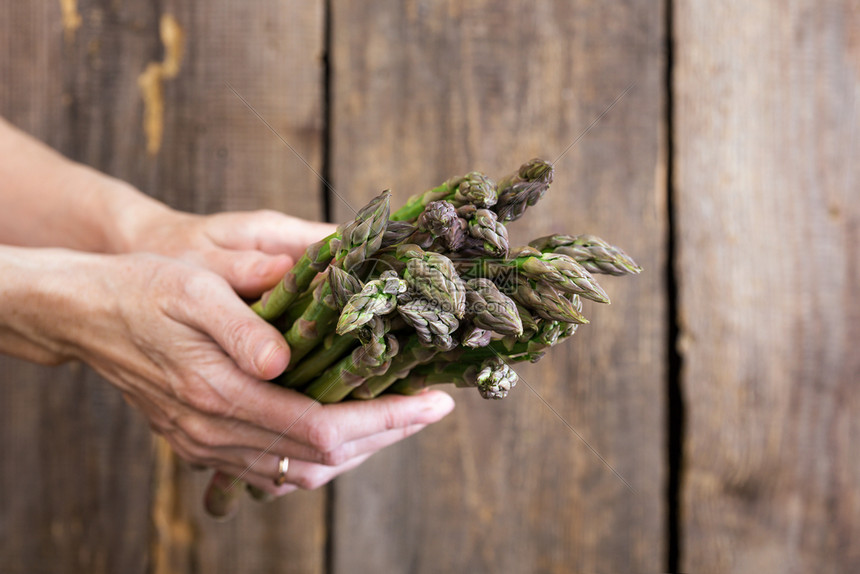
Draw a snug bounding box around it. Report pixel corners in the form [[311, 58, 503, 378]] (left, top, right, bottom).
[[137, 14, 185, 155], [59, 0, 82, 42], [150, 436, 195, 574], [159, 14, 185, 79], [138, 62, 165, 155]]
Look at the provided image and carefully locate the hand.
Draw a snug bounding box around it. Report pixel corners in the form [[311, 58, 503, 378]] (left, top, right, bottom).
[[0, 248, 454, 496], [117, 204, 336, 296]]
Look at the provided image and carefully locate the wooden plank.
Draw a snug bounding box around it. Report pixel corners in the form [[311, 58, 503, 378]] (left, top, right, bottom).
[[0, 1, 327, 572], [328, 1, 667, 572], [155, 4, 329, 570], [121, 0, 325, 573], [675, 1, 860, 571], [0, 2, 159, 572]]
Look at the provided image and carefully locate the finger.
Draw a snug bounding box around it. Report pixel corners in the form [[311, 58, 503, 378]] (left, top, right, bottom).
[[194, 249, 294, 297], [304, 391, 454, 447], [176, 413, 427, 473], [206, 211, 337, 259], [325, 423, 427, 465], [172, 274, 290, 380], [282, 453, 373, 490], [210, 464, 298, 497], [223, 385, 454, 452], [220, 450, 375, 492], [203, 471, 245, 519], [162, 422, 288, 482], [200, 413, 428, 468], [204, 469, 296, 515]]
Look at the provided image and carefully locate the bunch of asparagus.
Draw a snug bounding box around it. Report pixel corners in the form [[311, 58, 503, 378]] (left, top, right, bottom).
[[205, 159, 640, 516]]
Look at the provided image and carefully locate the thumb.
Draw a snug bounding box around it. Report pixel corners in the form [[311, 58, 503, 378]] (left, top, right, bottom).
[[198, 250, 294, 298]]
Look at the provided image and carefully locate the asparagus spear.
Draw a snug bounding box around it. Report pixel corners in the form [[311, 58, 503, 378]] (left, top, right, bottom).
[[348, 256, 471, 398], [457, 206, 509, 258], [283, 271, 340, 366], [464, 278, 523, 335], [400, 245, 467, 318], [529, 233, 642, 275], [510, 277, 588, 323], [494, 158, 554, 222], [458, 247, 609, 304], [336, 272, 407, 335], [328, 265, 363, 309], [303, 318, 399, 403], [276, 265, 365, 388], [250, 234, 335, 321], [350, 336, 440, 399], [278, 333, 358, 388], [396, 298, 460, 351], [250, 191, 390, 320], [380, 200, 460, 250], [282, 192, 391, 367], [391, 171, 497, 222], [461, 325, 492, 348], [391, 356, 518, 399], [512, 246, 609, 303]]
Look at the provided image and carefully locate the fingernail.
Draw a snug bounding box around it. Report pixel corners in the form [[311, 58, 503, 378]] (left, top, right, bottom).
[[417, 391, 455, 420], [255, 341, 282, 375]]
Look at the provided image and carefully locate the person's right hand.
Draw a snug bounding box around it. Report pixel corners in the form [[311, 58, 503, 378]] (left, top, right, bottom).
[[0, 247, 455, 495]]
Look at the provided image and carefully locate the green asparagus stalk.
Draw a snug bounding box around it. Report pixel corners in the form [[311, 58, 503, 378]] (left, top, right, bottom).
[[391, 356, 518, 399], [250, 234, 335, 321], [457, 206, 509, 257], [494, 158, 554, 222], [350, 337, 440, 399], [529, 233, 642, 275], [391, 171, 497, 222], [330, 191, 393, 271], [304, 318, 399, 403], [459, 296, 582, 365], [464, 278, 523, 336], [336, 272, 407, 335], [275, 266, 365, 388], [283, 192, 391, 368], [417, 200, 459, 238], [514, 302, 541, 341], [510, 277, 588, 323], [400, 245, 467, 318], [283, 272, 340, 366], [278, 333, 358, 388], [514, 246, 609, 303], [381, 220, 419, 248], [459, 247, 609, 304], [250, 191, 391, 320], [381, 201, 464, 253]]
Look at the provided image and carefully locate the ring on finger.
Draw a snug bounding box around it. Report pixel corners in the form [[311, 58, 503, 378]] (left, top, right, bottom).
[[274, 456, 290, 486]]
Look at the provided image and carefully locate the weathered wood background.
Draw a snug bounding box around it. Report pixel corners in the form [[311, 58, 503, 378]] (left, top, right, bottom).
[[0, 1, 856, 573]]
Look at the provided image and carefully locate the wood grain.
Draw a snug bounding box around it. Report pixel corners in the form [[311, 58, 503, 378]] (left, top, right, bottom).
[[675, 1, 860, 571], [0, 2, 160, 572], [328, 1, 667, 572], [0, 1, 327, 572]]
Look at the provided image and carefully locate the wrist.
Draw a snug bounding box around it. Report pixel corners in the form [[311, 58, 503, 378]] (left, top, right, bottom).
[[0, 246, 109, 364], [91, 173, 177, 254]]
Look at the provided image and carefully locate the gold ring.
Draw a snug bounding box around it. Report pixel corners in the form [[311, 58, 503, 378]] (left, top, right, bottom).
[[274, 456, 290, 486]]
